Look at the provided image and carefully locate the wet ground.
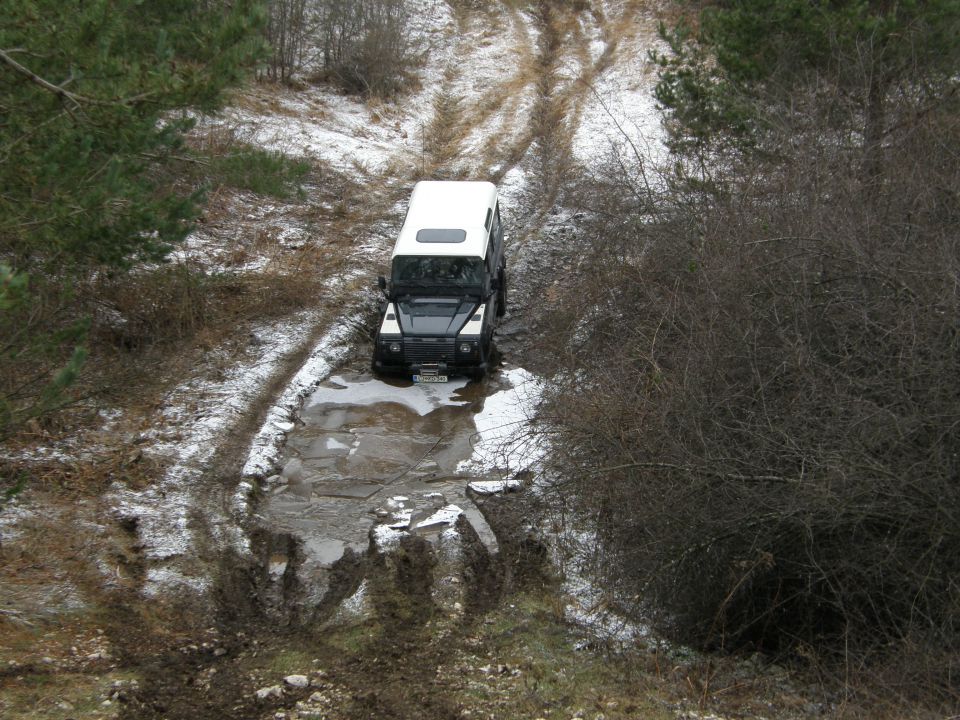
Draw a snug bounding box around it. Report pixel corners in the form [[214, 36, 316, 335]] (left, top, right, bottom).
[[260, 364, 539, 600]]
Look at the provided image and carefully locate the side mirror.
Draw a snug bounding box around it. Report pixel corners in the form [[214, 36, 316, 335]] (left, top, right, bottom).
[[377, 275, 387, 291]]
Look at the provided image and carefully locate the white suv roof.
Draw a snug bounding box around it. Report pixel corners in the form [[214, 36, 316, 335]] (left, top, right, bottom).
[[392, 181, 497, 259]]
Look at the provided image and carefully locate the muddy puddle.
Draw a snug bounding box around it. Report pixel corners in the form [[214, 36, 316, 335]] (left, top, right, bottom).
[[261, 367, 538, 589]]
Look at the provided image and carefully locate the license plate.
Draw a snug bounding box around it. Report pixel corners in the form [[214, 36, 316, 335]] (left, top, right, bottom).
[[414, 374, 448, 383]]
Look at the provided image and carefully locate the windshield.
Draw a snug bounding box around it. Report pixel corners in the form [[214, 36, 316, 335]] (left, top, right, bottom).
[[391, 256, 483, 289]]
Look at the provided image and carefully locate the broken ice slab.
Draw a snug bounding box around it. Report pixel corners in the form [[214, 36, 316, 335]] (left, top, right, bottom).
[[387, 509, 413, 529], [410, 504, 463, 534], [310, 481, 383, 500], [280, 457, 304, 482], [467, 478, 523, 495], [299, 433, 354, 459]]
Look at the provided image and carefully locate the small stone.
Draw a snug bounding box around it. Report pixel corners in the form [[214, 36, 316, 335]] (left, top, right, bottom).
[[41, 656, 54, 664], [284, 674, 310, 688], [255, 685, 284, 701], [58, 701, 74, 711], [214, 647, 227, 657]]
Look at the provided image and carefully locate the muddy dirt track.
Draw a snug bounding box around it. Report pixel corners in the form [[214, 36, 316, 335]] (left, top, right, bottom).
[[1, 2, 670, 719], [115, 4, 656, 718]]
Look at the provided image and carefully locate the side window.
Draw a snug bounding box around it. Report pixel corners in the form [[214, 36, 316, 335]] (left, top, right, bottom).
[[492, 204, 503, 246]]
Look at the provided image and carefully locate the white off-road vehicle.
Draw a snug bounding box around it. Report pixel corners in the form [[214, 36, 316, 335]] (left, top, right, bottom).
[[373, 181, 506, 382]]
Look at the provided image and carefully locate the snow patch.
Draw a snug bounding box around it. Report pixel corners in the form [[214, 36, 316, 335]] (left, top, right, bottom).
[[467, 478, 523, 495], [457, 367, 543, 475], [571, 29, 668, 171], [305, 373, 470, 417], [412, 504, 463, 531], [239, 317, 359, 483]]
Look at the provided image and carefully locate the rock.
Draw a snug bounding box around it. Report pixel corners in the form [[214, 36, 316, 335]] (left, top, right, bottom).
[[284, 674, 310, 688], [255, 685, 284, 701], [213, 647, 227, 657]]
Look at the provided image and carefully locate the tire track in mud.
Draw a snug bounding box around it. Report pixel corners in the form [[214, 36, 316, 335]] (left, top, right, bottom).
[[505, 0, 645, 213], [233, 0, 651, 633]]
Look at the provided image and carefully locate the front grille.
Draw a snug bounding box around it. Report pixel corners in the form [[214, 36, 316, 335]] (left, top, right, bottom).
[[404, 337, 455, 363]]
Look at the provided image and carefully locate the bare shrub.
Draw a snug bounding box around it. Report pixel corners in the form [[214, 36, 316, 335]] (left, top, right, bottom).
[[541, 97, 960, 701], [91, 265, 314, 352], [314, 0, 419, 97], [262, 0, 312, 83], [258, 0, 421, 95]]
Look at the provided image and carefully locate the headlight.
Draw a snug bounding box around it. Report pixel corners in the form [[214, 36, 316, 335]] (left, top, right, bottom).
[[389, 341, 402, 353], [458, 342, 476, 354]]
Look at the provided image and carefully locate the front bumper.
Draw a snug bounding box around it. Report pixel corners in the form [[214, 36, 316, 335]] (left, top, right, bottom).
[[373, 336, 485, 378]]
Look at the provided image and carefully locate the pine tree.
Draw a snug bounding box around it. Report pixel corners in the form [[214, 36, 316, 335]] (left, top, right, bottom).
[[0, 1, 266, 438], [654, 0, 960, 170], [0, 0, 267, 272]]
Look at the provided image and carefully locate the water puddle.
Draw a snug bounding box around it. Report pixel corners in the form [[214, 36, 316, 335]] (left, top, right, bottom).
[[262, 369, 529, 573]]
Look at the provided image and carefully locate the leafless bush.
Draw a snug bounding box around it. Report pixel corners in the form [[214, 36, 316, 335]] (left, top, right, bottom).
[[262, 0, 312, 83], [541, 99, 960, 700], [259, 0, 420, 95], [314, 0, 419, 97], [90, 265, 314, 352]]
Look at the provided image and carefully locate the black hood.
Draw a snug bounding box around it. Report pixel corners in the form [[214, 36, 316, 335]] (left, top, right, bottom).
[[396, 297, 477, 337]]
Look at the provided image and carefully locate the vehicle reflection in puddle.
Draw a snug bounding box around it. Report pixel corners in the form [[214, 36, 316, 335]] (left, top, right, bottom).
[[263, 371, 508, 568]]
